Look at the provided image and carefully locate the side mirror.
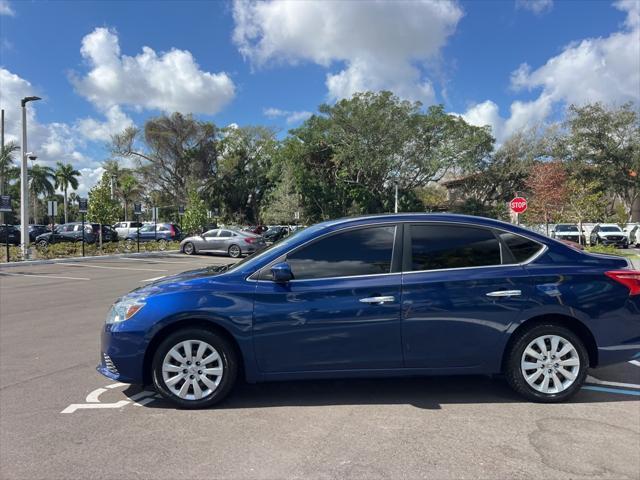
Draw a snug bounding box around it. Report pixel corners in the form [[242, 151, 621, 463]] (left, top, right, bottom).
[[271, 262, 293, 283]]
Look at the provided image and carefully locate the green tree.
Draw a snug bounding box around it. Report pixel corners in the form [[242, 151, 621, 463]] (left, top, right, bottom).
[[112, 113, 220, 206], [564, 179, 606, 244], [564, 102, 640, 219], [54, 162, 81, 223], [261, 162, 300, 224], [28, 164, 55, 224], [182, 188, 208, 235], [87, 173, 121, 245], [119, 173, 142, 221]]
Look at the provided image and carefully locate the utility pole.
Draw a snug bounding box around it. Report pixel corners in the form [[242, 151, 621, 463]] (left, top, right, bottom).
[[20, 96, 41, 259], [394, 182, 399, 214], [1, 109, 5, 227]]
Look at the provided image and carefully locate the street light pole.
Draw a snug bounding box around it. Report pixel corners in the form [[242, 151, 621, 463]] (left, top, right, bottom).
[[394, 182, 399, 214], [20, 96, 41, 259]]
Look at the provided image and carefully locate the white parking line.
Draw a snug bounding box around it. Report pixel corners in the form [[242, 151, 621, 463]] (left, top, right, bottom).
[[122, 257, 203, 265], [140, 276, 165, 282], [0, 272, 90, 281], [86, 388, 108, 403], [55, 262, 167, 272], [586, 375, 640, 390]]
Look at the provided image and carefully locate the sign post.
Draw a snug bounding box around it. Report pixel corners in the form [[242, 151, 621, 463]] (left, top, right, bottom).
[[178, 205, 184, 231], [134, 202, 142, 253], [152, 206, 159, 241], [509, 196, 528, 225], [1, 195, 12, 262], [78, 198, 88, 257], [47, 200, 58, 229]]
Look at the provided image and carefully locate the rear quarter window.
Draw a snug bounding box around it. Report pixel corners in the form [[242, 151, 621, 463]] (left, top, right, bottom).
[[499, 232, 544, 263]]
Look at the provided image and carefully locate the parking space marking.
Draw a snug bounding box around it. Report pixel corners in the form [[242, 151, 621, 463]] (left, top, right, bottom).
[[0, 272, 90, 281], [86, 388, 108, 403], [140, 276, 166, 282], [586, 375, 640, 390], [61, 385, 159, 413], [582, 385, 640, 396], [122, 257, 205, 265], [55, 262, 168, 272]]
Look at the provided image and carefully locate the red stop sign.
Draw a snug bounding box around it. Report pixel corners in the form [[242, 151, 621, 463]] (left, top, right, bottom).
[[510, 197, 527, 214]]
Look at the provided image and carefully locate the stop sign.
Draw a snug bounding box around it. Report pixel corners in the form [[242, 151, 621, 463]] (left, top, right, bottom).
[[510, 197, 527, 214]]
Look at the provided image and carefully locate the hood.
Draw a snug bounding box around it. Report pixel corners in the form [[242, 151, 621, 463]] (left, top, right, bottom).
[[130, 264, 233, 296]]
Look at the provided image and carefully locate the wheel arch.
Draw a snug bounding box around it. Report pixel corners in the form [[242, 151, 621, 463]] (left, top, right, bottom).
[[143, 318, 246, 385], [501, 314, 598, 370]]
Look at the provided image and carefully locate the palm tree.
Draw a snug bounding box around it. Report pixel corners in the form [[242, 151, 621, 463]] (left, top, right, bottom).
[[0, 141, 20, 194], [54, 162, 81, 223], [28, 165, 55, 224], [119, 173, 142, 220]]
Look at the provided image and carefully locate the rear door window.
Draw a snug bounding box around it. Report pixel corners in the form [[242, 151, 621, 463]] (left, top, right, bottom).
[[409, 224, 501, 271], [498, 232, 544, 263]]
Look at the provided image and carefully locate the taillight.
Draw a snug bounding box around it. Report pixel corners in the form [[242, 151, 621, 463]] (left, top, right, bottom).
[[605, 270, 640, 296], [169, 225, 176, 238], [244, 237, 255, 244]]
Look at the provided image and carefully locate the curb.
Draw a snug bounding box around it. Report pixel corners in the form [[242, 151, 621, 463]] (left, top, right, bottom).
[[0, 250, 181, 269]]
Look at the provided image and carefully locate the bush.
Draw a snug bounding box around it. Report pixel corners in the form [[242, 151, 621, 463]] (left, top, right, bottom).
[[585, 245, 636, 257], [0, 240, 181, 262]]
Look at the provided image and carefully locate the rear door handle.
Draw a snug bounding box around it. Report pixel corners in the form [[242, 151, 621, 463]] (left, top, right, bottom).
[[486, 290, 522, 297], [359, 296, 395, 305]]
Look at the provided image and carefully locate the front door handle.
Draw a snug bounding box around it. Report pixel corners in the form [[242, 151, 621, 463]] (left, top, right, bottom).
[[359, 296, 395, 305], [486, 290, 522, 297]]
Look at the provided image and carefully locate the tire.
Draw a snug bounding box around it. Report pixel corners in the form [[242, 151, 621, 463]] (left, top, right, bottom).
[[228, 244, 241, 258], [183, 242, 195, 255], [504, 323, 588, 403], [37, 239, 48, 249], [157, 239, 168, 251], [152, 328, 238, 409]]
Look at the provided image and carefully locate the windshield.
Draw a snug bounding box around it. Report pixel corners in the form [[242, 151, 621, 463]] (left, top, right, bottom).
[[601, 226, 622, 232], [556, 225, 578, 232]]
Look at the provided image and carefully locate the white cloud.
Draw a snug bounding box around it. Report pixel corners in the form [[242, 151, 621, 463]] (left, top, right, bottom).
[[264, 107, 312, 124], [72, 27, 236, 115], [0, 0, 15, 16], [76, 105, 133, 142], [460, 0, 639, 143], [233, 0, 463, 103], [0, 68, 103, 196], [515, 0, 553, 15]]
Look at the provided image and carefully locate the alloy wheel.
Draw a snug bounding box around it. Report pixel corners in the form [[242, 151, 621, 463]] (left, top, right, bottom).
[[520, 334, 580, 394], [161, 340, 223, 401]]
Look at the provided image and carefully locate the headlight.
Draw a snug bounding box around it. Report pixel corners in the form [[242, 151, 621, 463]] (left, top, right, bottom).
[[106, 297, 146, 324]]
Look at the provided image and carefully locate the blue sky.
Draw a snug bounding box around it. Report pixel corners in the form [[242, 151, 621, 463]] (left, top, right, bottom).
[[1, 0, 638, 194]]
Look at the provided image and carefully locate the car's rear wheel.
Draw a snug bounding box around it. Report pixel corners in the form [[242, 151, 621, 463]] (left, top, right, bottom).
[[228, 244, 241, 258], [37, 239, 48, 249], [152, 328, 237, 409], [504, 324, 588, 403], [183, 242, 195, 255]]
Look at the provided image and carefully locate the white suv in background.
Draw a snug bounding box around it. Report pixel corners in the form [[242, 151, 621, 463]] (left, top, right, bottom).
[[114, 221, 143, 238], [589, 224, 629, 248]]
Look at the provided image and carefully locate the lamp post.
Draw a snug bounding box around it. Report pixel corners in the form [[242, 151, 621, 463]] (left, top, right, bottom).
[[20, 96, 41, 259]]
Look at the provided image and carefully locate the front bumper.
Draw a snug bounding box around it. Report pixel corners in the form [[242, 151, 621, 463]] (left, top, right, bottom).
[[97, 324, 148, 384], [600, 238, 628, 247]]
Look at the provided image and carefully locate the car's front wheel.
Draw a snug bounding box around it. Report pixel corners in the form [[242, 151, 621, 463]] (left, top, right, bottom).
[[504, 324, 588, 403], [151, 328, 238, 409]]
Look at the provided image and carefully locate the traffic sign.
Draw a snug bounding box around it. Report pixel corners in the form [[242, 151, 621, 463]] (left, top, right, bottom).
[[134, 202, 142, 215], [510, 197, 527, 214], [178, 206, 185, 215], [0, 195, 11, 213], [78, 198, 88, 213], [47, 200, 58, 217]]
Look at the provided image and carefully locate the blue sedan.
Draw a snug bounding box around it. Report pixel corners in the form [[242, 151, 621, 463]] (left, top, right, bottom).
[[98, 214, 640, 408]]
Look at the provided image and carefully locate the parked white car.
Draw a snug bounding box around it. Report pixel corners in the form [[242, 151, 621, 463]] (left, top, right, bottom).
[[113, 221, 143, 238]]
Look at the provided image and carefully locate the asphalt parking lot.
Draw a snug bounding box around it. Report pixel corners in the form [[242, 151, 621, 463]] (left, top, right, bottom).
[[1, 254, 639, 479]]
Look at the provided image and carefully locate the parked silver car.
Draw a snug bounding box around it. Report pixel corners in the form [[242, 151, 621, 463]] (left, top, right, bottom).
[[180, 228, 265, 257]]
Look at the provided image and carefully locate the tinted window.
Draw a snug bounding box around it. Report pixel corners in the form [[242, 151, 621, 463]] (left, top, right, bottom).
[[410, 224, 501, 271], [218, 230, 232, 237], [499, 232, 543, 263], [285, 226, 395, 280], [556, 225, 578, 232], [601, 226, 622, 232], [203, 229, 218, 238], [140, 225, 155, 232]]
